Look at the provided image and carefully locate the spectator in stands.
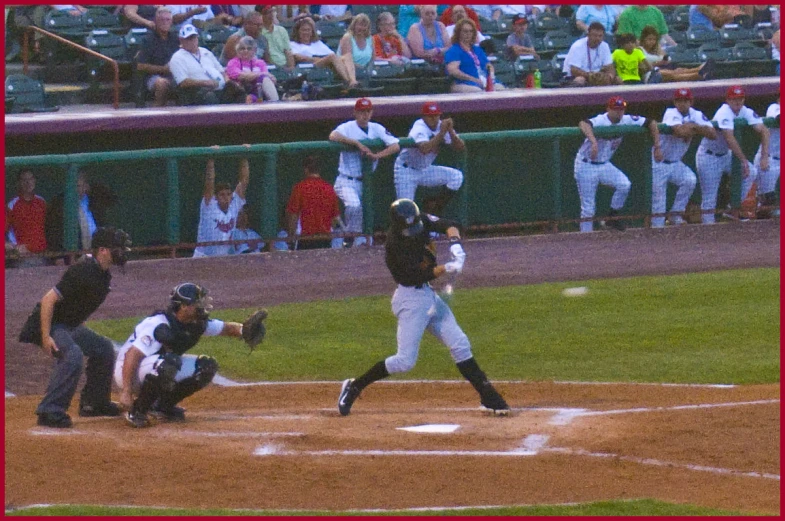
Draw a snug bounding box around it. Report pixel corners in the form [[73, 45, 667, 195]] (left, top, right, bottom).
[[45, 171, 118, 254], [612, 33, 649, 84], [687, 5, 715, 31], [772, 29, 780, 75], [260, 5, 296, 70], [277, 5, 313, 24], [505, 14, 538, 61], [51, 5, 87, 17], [169, 24, 245, 105], [373, 11, 412, 64], [408, 5, 451, 65], [285, 155, 342, 250], [194, 148, 250, 258], [210, 4, 243, 27], [136, 6, 180, 107], [487, 5, 529, 20], [318, 5, 351, 23], [616, 5, 675, 47], [222, 11, 271, 65], [7, 169, 48, 266], [290, 16, 359, 87], [467, 5, 495, 20], [445, 18, 505, 93], [122, 5, 158, 30], [441, 5, 480, 30], [445, 5, 488, 43], [339, 14, 373, 74], [225, 36, 279, 103], [741, 5, 774, 26], [397, 5, 420, 39], [639, 25, 714, 82], [563, 21, 620, 86], [230, 205, 264, 254], [575, 5, 618, 34], [165, 5, 215, 29]]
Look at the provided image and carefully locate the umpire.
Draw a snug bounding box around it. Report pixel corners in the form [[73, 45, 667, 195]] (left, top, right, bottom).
[[19, 226, 132, 428]]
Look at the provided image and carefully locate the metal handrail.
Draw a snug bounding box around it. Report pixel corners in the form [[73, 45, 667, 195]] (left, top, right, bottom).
[[22, 25, 120, 109]]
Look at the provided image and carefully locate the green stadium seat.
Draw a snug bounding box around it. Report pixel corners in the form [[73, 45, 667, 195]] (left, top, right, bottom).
[[540, 30, 574, 53], [532, 12, 565, 37], [43, 9, 85, 36], [719, 24, 759, 47], [4, 74, 60, 113], [488, 56, 517, 87], [697, 42, 731, 62], [199, 23, 233, 47], [82, 7, 120, 32], [124, 27, 148, 61], [685, 26, 719, 48], [668, 5, 690, 32]]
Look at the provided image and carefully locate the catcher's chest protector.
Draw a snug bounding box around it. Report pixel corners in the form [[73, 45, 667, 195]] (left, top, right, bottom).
[[163, 313, 208, 355]]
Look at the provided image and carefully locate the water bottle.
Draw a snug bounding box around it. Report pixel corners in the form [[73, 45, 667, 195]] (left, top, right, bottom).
[[533, 68, 542, 89], [301, 80, 309, 101], [485, 63, 495, 92]]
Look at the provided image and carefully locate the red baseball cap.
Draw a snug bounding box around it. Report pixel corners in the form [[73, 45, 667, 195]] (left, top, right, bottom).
[[354, 98, 373, 111], [607, 96, 627, 110], [726, 85, 745, 99], [512, 14, 528, 25], [422, 101, 442, 116], [674, 88, 693, 101], [258, 4, 275, 12]]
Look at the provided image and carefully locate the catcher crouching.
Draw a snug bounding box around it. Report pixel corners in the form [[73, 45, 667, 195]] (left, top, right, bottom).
[[114, 283, 267, 427]]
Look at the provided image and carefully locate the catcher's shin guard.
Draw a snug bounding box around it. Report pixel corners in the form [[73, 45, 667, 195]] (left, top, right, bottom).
[[155, 355, 217, 411]]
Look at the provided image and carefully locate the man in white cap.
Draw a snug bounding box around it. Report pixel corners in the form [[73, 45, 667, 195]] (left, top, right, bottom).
[[168, 24, 244, 105]]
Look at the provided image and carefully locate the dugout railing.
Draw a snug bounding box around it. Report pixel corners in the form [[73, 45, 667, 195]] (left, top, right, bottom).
[[4, 117, 777, 256]]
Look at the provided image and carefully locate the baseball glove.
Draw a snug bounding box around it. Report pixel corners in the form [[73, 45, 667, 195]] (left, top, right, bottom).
[[242, 309, 268, 351]]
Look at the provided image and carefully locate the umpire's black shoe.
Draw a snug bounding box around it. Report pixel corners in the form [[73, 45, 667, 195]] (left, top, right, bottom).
[[79, 401, 121, 417], [338, 378, 361, 416], [150, 402, 186, 422], [480, 385, 511, 417], [37, 413, 73, 428]]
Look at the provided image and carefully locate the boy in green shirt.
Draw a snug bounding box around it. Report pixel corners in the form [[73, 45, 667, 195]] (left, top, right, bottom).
[[612, 33, 650, 84]]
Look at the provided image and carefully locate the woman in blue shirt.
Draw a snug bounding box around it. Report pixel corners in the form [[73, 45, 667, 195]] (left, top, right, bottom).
[[444, 18, 504, 93]]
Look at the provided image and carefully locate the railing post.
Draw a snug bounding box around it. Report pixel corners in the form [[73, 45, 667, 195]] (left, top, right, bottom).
[[361, 157, 374, 235], [64, 164, 79, 252], [457, 149, 469, 228], [260, 151, 278, 240], [550, 138, 562, 232], [166, 158, 180, 245]]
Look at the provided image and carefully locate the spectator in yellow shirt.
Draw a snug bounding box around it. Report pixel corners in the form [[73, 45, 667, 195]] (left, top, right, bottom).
[[612, 33, 650, 84]]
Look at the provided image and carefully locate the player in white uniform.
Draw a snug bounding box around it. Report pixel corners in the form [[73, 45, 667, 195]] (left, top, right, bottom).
[[575, 96, 662, 232], [754, 94, 780, 217], [652, 88, 717, 228], [193, 150, 250, 257], [329, 98, 400, 246], [696, 85, 770, 224], [115, 283, 245, 427], [393, 101, 465, 216]]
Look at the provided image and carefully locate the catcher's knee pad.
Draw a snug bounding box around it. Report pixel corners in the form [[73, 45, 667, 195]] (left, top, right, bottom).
[[156, 352, 182, 383], [194, 355, 218, 386]]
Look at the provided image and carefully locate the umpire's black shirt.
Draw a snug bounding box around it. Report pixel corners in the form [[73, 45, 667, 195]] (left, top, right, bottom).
[[52, 256, 112, 327], [385, 215, 456, 287]]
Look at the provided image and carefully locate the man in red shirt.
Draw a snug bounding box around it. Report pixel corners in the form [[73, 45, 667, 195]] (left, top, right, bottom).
[[285, 156, 342, 250], [7, 169, 47, 264]]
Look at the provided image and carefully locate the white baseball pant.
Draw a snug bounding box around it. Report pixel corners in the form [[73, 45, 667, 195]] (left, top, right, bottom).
[[755, 152, 780, 194], [385, 284, 473, 374], [113, 353, 201, 395], [651, 160, 697, 227], [393, 160, 464, 201], [334, 175, 363, 236], [696, 150, 757, 223], [573, 158, 632, 232]]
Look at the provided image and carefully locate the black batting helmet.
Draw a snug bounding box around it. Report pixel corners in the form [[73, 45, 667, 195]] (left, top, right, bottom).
[[91, 226, 132, 267], [389, 198, 424, 237], [170, 283, 213, 319]]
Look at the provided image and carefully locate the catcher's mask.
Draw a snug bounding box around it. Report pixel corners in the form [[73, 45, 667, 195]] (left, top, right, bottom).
[[91, 226, 132, 270], [390, 198, 424, 237], [170, 283, 213, 320]]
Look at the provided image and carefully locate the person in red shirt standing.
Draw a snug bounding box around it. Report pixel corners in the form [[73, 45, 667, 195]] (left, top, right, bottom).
[[285, 155, 343, 250], [7, 169, 48, 266]]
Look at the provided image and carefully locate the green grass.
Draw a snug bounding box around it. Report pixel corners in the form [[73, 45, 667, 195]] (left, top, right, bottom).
[[89, 268, 780, 385], [5, 499, 758, 516]]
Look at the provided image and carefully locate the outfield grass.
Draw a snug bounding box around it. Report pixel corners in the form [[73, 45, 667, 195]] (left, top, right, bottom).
[[89, 268, 780, 385], [5, 498, 757, 516]]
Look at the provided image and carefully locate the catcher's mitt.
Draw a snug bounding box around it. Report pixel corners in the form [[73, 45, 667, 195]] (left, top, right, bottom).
[[242, 309, 268, 351]]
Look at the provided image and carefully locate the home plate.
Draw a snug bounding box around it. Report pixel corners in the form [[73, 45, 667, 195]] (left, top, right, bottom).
[[397, 424, 460, 433]]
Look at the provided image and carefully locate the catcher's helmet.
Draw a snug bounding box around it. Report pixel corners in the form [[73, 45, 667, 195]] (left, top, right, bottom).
[[170, 283, 213, 319], [91, 226, 132, 267], [389, 198, 424, 237]]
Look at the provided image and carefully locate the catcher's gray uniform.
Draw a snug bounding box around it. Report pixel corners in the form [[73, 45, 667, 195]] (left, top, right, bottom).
[[393, 118, 463, 200], [696, 103, 763, 224], [651, 106, 713, 227]]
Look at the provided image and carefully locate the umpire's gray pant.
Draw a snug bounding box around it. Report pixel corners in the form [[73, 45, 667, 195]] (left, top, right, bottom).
[[35, 325, 116, 416]]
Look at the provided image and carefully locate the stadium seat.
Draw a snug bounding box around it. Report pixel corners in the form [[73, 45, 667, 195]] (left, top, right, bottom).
[[668, 5, 690, 32], [532, 13, 565, 37], [685, 26, 719, 48], [755, 22, 775, 41], [4, 74, 60, 113], [417, 76, 452, 95], [697, 42, 730, 62], [124, 27, 148, 61], [665, 45, 701, 66], [540, 30, 574, 53], [43, 9, 86, 37], [488, 56, 517, 87], [82, 7, 120, 32], [669, 30, 688, 47], [315, 21, 346, 41], [719, 24, 759, 47], [730, 41, 769, 61], [479, 18, 500, 34], [84, 30, 130, 82], [199, 23, 233, 47]]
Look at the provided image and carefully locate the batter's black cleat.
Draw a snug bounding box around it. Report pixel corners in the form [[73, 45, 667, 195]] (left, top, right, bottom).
[[480, 385, 511, 417], [79, 401, 121, 417], [150, 403, 186, 422], [125, 410, 150, 428], [605, 209, 626, 231], [338, 378, 361, 416], [37, 413, 73, 428]]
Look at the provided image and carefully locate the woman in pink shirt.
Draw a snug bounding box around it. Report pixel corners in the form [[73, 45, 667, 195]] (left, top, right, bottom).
[[225, 36, 279, 103]]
